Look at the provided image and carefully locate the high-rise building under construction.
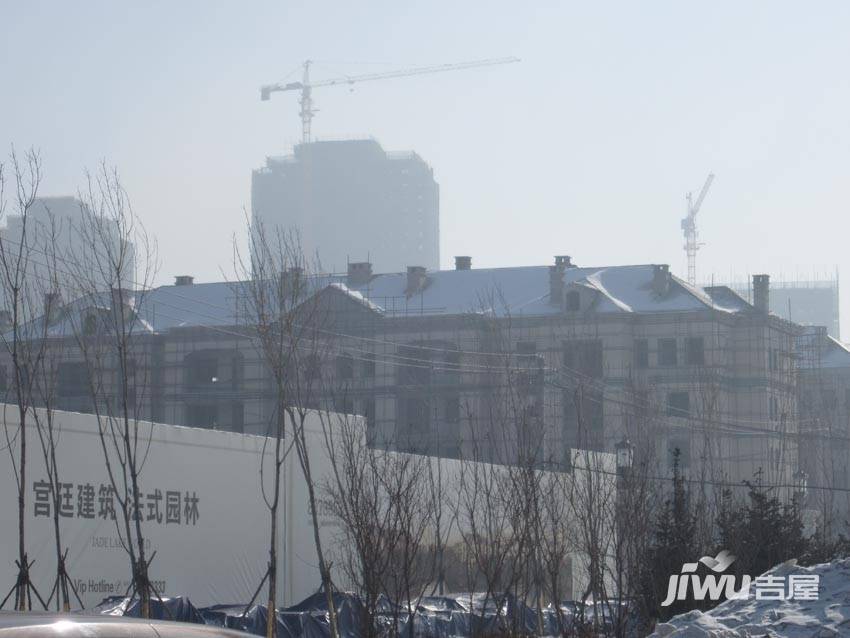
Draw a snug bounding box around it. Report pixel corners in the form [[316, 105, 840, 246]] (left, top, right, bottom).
[[251, 139, 439, 274]]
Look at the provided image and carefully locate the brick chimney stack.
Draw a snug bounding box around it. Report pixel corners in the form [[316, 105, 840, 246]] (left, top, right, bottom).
[[753, 274, 770, 314], [454, 256, 471, 271], [347, 262, 373, 287], [550, 256, 569, 305]]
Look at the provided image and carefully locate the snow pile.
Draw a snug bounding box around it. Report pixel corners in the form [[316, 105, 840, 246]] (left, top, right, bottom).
[[651, 558, 850, 637]]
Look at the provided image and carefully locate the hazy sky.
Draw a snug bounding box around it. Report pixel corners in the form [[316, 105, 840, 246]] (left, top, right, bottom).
[[3, 1, 849, 332]]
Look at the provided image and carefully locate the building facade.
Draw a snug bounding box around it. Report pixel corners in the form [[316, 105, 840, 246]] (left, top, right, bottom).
[[0, 195, 136, 315], [252, 139, 439, 274], [2, 259, 803, 488], [797, 326, 850, 535]]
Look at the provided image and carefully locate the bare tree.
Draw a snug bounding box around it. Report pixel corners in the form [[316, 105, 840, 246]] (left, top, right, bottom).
[[454, 452, 520, 633], [65, 164, 159, 618], [235, 222, 338, 638], [605, 378, 661, 637], [377, 450, 438, 636], [424, 452, 457, 600], [321, 409, 397, 637], [417, 294, 567, 636], [28, 208, 84, 611], [690, 365, 727, 548], [568, 443, 617, 635], [0, 147, 49, 611], [536, 468, 577, 635]]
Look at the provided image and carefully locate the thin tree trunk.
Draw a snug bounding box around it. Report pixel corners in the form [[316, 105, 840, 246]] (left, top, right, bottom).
[[298, 419, 339, 638], [266, 511, 277, 638], [16, 401, 26, 611]]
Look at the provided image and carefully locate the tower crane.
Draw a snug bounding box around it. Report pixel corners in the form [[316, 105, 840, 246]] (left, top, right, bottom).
[[681, 172, 715, 286], [260, 57, 520, 143]]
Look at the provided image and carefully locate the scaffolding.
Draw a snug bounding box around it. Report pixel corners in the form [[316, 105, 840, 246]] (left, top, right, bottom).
[[5, 267, 813, 509], [713, 275, 840, 339]]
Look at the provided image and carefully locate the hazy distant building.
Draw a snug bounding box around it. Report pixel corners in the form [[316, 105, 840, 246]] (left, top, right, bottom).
[[0, 196, 136, 309], [252, 139, 439, 273], [721, 277, 840, 339]]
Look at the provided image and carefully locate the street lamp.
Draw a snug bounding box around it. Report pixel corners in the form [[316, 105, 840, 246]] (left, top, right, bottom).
[[615, 437, 634, 478]]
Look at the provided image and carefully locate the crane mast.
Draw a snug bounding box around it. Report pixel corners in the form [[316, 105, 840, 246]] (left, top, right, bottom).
[[681, 173, 715, 286], [261, 57, 520, 143], [298, 60, 315, 144]]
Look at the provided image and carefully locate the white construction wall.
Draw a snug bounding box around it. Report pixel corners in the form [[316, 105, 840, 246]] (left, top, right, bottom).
[[1, 405, 613, 611], [0, 405, 341, 609]]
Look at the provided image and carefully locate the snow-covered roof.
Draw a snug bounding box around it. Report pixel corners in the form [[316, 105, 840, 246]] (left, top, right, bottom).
[[797, 326, 850, 369], [148, 263, 754, 327], [702, 285, 752, 313], [820, 340, 850, 368], [26, 263, 760, 337], [325, 282, 385, 313], [334, 264, 754, 317]]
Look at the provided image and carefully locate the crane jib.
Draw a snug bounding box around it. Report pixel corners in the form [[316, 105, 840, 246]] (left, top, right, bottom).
[[259, 57, 520, 143]]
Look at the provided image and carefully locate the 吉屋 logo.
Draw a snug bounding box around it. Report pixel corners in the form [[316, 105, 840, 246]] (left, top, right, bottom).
[[661, 550, 819, 606]]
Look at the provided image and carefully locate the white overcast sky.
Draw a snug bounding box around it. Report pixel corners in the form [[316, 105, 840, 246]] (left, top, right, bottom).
[[2, 1, 849, 333]]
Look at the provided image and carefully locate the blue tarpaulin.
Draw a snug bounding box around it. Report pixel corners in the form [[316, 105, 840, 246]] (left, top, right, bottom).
[[93, 590, 636, 637]]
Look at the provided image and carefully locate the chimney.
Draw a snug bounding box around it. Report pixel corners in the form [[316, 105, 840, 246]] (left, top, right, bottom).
[[550, 256, 567, 305], [174, 275, 194, 286], [555, 255, 573, 268], [280, 267, 304, 297], [753, 274, 770, 314], [652, 264, 671, 296], [110, 287, 134, 320], [406, 266, 427, 295], [454, 256, 472, 271], [44, 291, 62, 325], [347, 262, 373, 287]]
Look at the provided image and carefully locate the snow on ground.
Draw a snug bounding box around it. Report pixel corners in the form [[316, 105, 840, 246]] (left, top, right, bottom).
[[651, 558, 850, 637]]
